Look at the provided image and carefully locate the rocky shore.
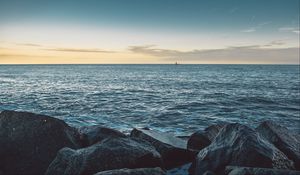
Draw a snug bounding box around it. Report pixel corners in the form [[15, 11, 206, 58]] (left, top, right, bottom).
[[0, 110, 299, 175]]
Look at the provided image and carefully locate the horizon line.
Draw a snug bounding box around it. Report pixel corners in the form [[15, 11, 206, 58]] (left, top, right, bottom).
[[0, 63, 299, 65]]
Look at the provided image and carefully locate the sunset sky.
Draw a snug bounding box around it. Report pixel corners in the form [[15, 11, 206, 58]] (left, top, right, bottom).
[[0, 0, 299, 64]]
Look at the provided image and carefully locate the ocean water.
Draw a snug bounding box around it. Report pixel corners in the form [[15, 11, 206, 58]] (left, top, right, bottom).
[[0, 64, 299, 135]]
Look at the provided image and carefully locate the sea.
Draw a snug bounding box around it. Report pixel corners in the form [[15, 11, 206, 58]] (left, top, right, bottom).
[[0, 64, 299, 135]]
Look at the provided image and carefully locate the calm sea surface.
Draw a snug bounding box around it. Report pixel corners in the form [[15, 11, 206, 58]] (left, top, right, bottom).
[[0, 65, 299, 135]]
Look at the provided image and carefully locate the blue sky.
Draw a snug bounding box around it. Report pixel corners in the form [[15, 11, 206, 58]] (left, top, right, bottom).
[[0, 0, 298, 31], [0, 0, 299, 64]]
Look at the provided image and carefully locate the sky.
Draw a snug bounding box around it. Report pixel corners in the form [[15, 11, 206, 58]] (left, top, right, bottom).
[[0, 0, 299, 64]]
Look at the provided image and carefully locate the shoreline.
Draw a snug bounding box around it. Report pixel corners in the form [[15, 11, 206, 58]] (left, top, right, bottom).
[[0, 110, 299, 175]]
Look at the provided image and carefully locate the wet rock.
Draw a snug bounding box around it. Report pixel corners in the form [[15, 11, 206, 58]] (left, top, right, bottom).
[[166, 163, 191, 175], [46, 137, 163, 175], [256, 120, 300, 170], [190, 123, 294, 175], [225, 166, 300, 175], [78, 125, 126, 147], [0, 110, 81, 175], [187, 123, 227, 151], [177, 135, 190, 141], [93, 167, 166, 175], [130, 128, 195, 169]]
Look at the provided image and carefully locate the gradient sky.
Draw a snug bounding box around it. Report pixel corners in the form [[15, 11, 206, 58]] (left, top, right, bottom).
[[0, 0, 299, 64]]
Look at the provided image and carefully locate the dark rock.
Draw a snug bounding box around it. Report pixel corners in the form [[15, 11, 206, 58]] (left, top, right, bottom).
[[130, 128, 195, 169], [0, 110, 81, 175], [93, 167, 166, 175], [190, 123, 295, 175], [225, 166, 300, 175], [45, 137, 163, 175], [187, 123, 226, 151], [166, 163, 191, 175], [177, 135, 190, 141], [256, 120, 300, 170], [78, 125, 126, 147], [203, 171, 216, 175]]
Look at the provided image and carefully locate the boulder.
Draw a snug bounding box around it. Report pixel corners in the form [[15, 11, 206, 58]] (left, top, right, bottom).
[[78, 125, 126, 147], [45, 137, 163, 175], [130, 128, 195, 169], [188, 123, 226, 151], [93, 167, 166, 175], [177, 135, 190, 141], [225, 166, 300, 175], [256, 121, 300, 170], [190, 123, 295, 175], [0, 110, 81, 175]]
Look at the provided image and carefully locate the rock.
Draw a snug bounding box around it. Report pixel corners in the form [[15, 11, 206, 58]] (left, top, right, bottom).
[[177, 135, 190, 141], [130, 128, 195, 169], [93, 167, 166, 175], [190, 123, 295, 175], [256, 120, 300, 170], [166, 163, 191, 175], [187, 123, 226, 151], [225, 166, 300, 175], [203, 171, 216, 175], [0, 110, 81, 175], [45, 137, 163, 175], [78, 125, 126, 147]]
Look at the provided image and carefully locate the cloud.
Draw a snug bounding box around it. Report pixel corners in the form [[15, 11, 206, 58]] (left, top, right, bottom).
[[294, 30, 300, 34], [15, 43, 43, 47], [44, 48, 117, 53], [279, 27, 295, 31], [129, 45, 180, 57], [258, 21, 272, 26], [0, 54, 25, 58], [241, 21, 272, 33], [241, 28, 256, 33], [279, 27, 300, 34], [263, 40, 286, 47], [229, 7, 239, 13], [0, 54, 53, 58], [13, 42, 117, 53], [129, 44, 299, 64]]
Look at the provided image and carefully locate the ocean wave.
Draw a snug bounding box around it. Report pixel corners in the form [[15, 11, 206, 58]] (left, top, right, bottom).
[[0, 64, 299, 135]]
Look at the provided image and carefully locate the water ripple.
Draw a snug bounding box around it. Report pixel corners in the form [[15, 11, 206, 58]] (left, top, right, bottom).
[[0, 64, 299, 134]]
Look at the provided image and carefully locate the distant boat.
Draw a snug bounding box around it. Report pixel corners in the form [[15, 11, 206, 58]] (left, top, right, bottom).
[[175, 61, 178, 65]]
